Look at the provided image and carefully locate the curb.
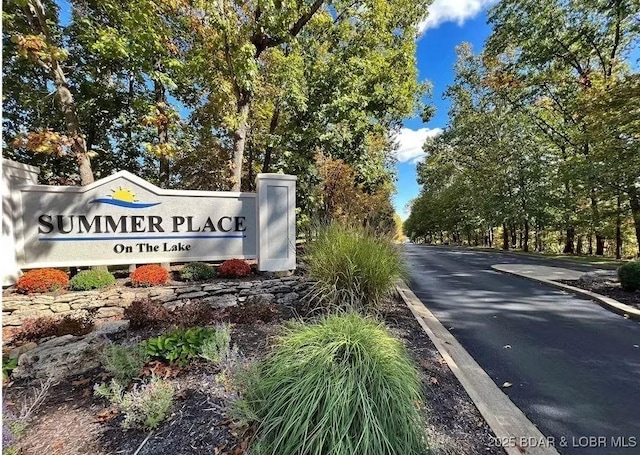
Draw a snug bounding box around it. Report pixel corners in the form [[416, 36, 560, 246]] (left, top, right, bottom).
[[491, 265, 640, 321], [396, 281, 559, 455]]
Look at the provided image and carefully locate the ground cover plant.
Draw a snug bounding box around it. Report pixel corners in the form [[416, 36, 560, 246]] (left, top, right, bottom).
[[306, 224, 405, 311], [618, 260, 640, 291], [218, 259, 252, 278], [180, 262, 215, 281], [101, 343, 149, 384], [130, 264, 170, 287], [69, 269, 116, 291], [243, 312, 428, 455], [95, 376, 174, 430], [143, 326, 223, 366], [16, 268, 69, 294]]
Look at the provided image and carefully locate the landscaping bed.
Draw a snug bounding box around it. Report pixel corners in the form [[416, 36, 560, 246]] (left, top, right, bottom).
[[559, 267, 640, 310], [561, 279, 640, 309], [3, 293, 505, 455]]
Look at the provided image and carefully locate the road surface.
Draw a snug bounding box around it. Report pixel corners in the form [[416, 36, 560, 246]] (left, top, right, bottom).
[[404, 245, 640, 455]]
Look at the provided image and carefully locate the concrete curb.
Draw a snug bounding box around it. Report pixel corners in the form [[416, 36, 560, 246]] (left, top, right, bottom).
[[491, 265, 640, 321], [396, 281, 559, 455]]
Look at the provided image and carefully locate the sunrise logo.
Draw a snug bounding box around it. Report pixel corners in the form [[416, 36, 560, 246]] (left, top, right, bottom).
[[90, 187, 161, 209]]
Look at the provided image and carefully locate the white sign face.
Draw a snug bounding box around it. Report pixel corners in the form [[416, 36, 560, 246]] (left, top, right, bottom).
[[16, 171, 258, 268]]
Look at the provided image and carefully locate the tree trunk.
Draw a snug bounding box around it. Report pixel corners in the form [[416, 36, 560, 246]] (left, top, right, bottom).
[[154, 74, 170, 188], [616, 194, 622, 260], [231, 93, 251, 191], [518, 227, 523, 250], [563, 225, 575, 254], [510, 223, 517, 249], [588, 233, 593, 255], [576, 236, 583, 255], [502, 224, 509, 250], [595, 235, 605, 256], [489, 226, 494, 248], [630, 185, 640, 257], [440, 231, 444, 244], [27, 0, 94, 185], [523, 219, 530, 252], [474, 232, 479, 247], [262, 106, 280, 173], [591, 193, 605, 255]]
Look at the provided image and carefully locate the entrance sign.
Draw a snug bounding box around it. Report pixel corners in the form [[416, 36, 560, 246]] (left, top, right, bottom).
[[3, 159, 296, 283]]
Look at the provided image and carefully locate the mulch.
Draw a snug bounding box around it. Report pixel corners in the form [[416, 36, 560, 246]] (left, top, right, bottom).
[[4, 293, 505, 455]]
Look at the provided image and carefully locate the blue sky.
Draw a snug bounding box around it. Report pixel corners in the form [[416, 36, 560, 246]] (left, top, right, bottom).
[[393, 0, 496, 219]]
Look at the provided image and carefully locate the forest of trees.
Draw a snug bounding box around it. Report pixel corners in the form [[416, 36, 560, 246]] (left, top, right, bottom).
[[3, 0, 433, 235], [404, 0, 640, 258]]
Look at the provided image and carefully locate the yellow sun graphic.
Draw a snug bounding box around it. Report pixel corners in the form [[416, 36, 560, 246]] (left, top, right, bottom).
[[110, 187, 137, 202]]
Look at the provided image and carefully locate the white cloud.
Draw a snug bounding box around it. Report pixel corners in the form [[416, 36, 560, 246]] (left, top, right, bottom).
[[394, 127, 443, 163], [418, 0, 497, 33]]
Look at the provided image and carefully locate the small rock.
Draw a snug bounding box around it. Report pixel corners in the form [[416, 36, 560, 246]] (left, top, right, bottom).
[[204, 294, 237, 309], [175, 286, 204, 295], [50, 302, 71, 313], [9, 342, 38, 359], [95, 307, 124, 319], [178, 291, 208, 300]]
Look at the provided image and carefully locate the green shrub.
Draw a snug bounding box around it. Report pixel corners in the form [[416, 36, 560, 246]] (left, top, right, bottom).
[[244, 313, 428, 455], [95, 376, 174, 430], [101, 343, 149, 384], [618, 261, 640, 291], [2, 357, 18, 380], [69, 269, 116, 291], [180, 262, 215, 281], [306, 224, 405, 311], [199, 324, 232, 365], [143, 327, 217, 366]]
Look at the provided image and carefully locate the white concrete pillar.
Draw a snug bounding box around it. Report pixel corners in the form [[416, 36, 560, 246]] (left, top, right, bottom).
[[256, 173, 297, 272], [2, 159, 40, 285]]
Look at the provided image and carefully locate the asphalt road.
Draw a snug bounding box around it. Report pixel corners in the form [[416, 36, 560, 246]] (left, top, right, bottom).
[[403, 245, 640, 455]]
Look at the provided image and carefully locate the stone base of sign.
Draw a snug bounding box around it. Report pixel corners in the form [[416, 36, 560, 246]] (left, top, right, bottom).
[[2, 276, 310, 328]]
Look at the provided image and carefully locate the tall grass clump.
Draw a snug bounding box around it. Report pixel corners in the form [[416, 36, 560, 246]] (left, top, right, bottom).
[[245, 313, 428, 455], [306, 224, 405, 311]]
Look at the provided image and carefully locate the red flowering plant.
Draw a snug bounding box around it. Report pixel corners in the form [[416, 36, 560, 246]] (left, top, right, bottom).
[[218, 259, 251, 278], [130, 264, 170, 287], [16, 268, 69, 294]]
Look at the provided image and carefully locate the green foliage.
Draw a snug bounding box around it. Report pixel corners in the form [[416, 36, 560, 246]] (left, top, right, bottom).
[[101, 343, 149, 384], [199, 324, 232, 365], [3, 357, 18, 380], [95, 376, 174, 430], [306, 224, 405, 311], [244, 313, 428, 455], [143, 327, 217, 366], [69, 269, 116, 291], [618, 261, 640, 292], [179, 262, 215, 281]]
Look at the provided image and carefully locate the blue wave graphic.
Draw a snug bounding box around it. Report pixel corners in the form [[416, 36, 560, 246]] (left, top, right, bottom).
[[90, 198, 161, 209]]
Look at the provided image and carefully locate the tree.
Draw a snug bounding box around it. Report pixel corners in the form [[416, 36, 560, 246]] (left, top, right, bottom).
[[7, 0, 95, 184]]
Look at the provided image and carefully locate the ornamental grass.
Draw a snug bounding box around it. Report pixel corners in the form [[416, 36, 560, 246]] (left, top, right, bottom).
[[244, 313, 429, 455], [306, 224, 405, 312]]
